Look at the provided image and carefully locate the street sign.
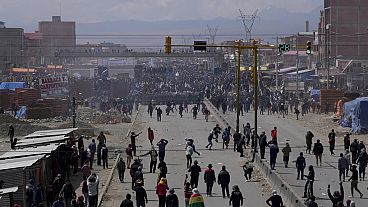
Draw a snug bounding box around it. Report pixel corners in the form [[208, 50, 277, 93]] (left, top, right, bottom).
[[194, 41, 207, 51], [278, 44, 290, 53]]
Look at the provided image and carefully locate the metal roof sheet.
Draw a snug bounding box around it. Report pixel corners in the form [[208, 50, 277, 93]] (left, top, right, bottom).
[[0, 144, 61, 159], [16, 135, 68, 148], [0, 186, 19, 195], [287, 69, 315, 75], [0, 155, 44, 171], [24, 128, 77, 139]]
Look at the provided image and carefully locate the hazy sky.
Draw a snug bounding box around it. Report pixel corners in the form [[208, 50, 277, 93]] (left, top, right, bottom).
[[1, 0, 321, 26]]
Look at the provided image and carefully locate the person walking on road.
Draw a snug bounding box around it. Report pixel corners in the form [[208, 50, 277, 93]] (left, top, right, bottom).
[[345, 150, 351, 177], [120, 194, 134, 207], [243, 123, 252, 146], [189, 188, 205, 207], [130, 131, 142, 156], [218, 165, 231, 198], [344, 133, 351, 151], [155, 107, 163, 122], [348, 165, 363, 198], [266, 190, 283, 207], [282, 143, 291, 168], [117, 157, 126, 182], [328, 129, 336, 155], [188, 160, 201, 188], [233, 131, 241, 152], [259, 132, 268, 159], [8, 125, 14, 149], [357, 148, 368, 180], [213, 124, 222, 143], [237, 136, 246, 157], [166, 188, 179, 207], [222, 127, 231, 149], [303, 165, 315, 198], [157, 139, 169, 161], [327, 182, 344, 207], [229, 185, 243, 207], [179, 104, 184, 118], [203, 107, 210, 122], [158, 159, 168, 180], [204, 164, 216, 196], [305, 131, 314, 154], [269, 140, 279, 170], [242, 162, 253, 182], [147, 127, 154, 144], [338, 153, 348, 182], [192, 105, 198, 119], [133, 180, 148, 207], [184, 175, 192, 207], [205, 131, 214, 150], [313, 139, 324, 166], [296, 152, 306, 180], [156, 177, 169, 207], [101, 144, 109, 169], [141, 145, 158, 173], [350, 139, 359, 164], [186, 143, 194, 168], [271, 127, 278, 141], [126, 144, 133, 168]]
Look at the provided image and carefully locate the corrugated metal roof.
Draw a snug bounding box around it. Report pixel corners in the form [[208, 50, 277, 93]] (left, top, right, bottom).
[[0, 144, 61, 159], [0, 155, 44, 171], [0, 186, 19, 195], [287, 69, 315, 75], [16, 135, 68, 148], [24, 128, 77, 139]]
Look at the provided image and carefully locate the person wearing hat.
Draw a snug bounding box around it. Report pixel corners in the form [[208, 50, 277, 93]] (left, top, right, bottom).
[[156, 177, 169, 207], [229, 185, 243, 207], [188, 160, 201, 188], [357, 147, 368, 180], [166, 188, 179, 207], [133, 179, 148, 207], [259, 131, 268, 159], [189, 188, 204, 207], [266, 190, 283, 207], [218, 165, 231, 198], [348, 164, 363, 198], [204, 164, 216, 196]]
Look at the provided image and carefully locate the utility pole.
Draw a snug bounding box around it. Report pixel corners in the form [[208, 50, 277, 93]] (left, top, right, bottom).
[[251, 40, 259, 162], [296, 34, 300, 92], [326, 25, 330, 89], [275, 36, 279, 91], [72, 96, 76, 128], [235, 40, 242, 133]]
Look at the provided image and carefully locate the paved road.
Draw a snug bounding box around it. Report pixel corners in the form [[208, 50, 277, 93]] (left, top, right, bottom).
[[220, 108, 368, 207], [101, 106, 268, 207]]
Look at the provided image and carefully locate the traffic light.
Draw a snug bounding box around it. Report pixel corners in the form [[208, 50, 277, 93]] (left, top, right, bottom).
[[306, 41, 312, 54], [165, 36, 172, 54]]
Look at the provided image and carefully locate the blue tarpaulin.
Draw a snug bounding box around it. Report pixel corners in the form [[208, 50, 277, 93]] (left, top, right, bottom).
[[0, 82, 26, 90], [341, 97, 368, 133]]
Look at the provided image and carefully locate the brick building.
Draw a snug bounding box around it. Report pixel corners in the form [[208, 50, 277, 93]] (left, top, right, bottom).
[[318, 0, 368, 66]]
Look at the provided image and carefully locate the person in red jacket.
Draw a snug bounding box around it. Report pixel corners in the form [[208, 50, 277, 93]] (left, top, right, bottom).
[[156, 177, 169, 207], [204, 164, 216, 196], [271, 127, 278, 141], [148, 127, 154, 144]]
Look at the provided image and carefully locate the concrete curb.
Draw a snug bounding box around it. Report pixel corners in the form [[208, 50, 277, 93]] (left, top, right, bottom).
[[204, 99, 307, 207], [98, 106, 141, 207]]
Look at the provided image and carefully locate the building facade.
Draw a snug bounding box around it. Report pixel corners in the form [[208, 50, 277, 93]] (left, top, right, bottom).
[[318, 0, 368, 66], [38, 16, 76, 64]]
